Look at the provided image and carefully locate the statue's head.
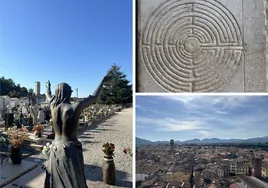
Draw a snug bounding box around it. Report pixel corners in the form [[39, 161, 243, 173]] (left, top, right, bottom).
[[50, 83, 73, 108]]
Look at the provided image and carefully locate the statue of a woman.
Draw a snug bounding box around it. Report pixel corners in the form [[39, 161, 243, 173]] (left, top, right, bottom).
[[44, 76, 109, 188]]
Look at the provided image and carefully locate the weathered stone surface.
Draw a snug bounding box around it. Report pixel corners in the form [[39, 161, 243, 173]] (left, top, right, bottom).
[[3, 166, 45, 188], [0, 160, 38, 187], [137, 0, 267, 92]]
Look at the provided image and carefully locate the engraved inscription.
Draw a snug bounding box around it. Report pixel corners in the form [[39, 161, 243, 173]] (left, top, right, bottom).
[[140, 0, 244, 92]]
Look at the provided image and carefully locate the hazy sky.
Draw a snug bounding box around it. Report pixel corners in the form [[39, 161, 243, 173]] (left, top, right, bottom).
[[0, 0, 132, 97], [136, 95, 268, 141]]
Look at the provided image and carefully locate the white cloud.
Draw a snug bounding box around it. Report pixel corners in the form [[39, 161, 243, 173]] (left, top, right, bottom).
[[159, 96, 200, 104], [137, 117, 210, 132], [158, 96, 250, 110], [136, 103, 173, 116], [195, 130, 213, 138], [136, 96, 268, 140], [215, 110, 229, 114]]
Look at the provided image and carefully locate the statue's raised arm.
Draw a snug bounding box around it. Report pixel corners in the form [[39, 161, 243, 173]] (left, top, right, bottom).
[[45, 80, 52, 103], [74, 76, 110, 114]]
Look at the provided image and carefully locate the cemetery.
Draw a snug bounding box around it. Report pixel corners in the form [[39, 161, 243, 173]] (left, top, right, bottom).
[[0, 65, 133, 187], [0, 103, 132, 187]]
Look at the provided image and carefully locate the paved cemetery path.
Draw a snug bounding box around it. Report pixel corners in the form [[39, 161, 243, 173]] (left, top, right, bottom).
[[4, 108, 133, 188], [82, 108, 133, 187]]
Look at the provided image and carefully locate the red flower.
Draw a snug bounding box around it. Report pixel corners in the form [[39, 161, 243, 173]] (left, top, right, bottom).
[[102, 142, 115, 156], [123, 148, 127, 154]]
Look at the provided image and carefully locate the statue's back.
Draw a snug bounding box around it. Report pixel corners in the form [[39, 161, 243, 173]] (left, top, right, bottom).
[[51, 103, 79, 140]]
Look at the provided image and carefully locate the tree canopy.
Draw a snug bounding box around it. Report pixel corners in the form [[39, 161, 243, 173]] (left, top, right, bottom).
[[98, 64, 132, 105], [0, 77, 32, 98]]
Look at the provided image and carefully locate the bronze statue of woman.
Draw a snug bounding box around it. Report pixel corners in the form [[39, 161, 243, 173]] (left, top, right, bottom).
[[44, 76, 109, 188]]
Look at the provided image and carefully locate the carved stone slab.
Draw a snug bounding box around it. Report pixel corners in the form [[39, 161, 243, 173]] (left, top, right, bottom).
[[0, 160, 38, 187], [137, 0, 267, 92], [3, 166, 45, 188]]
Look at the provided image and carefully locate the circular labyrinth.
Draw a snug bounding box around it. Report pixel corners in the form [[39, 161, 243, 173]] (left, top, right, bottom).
[[140, 0, 244, 92]]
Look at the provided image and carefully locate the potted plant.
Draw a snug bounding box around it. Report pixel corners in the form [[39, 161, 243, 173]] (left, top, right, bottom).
[[6, 126, 28, 164], [102, 142, 116, 185], [32, 123, 43, 138]]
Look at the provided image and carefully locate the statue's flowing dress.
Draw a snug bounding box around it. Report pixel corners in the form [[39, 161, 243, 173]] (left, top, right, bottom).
[[44, 139, 88, 188], [44, 105, 88, 188]]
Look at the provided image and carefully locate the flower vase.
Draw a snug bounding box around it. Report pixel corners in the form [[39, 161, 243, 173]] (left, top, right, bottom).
[[10, 146, 22, 164], [34, 131, 42, 138], [102, 156, 116, 185]]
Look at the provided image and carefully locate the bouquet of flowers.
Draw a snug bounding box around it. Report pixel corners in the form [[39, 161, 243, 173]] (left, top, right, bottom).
[[6, 126, 28, 148], [102, 142, 115, 157], [42, 142, 52, 157], [123, 148, 133, 157], [33, 123, 43, 133]]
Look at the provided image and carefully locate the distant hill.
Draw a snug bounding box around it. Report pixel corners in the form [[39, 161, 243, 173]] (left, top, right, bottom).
[[183, 138, 244, 144], [136, 136, 268, 146], [136, 137, 153, 146], [136, 137, 183, 146], [242, 136, 268, 143]]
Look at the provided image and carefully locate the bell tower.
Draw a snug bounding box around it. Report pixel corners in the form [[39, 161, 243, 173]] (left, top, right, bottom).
[[170, 139, 174, 153], [252, 154, 262, 178]]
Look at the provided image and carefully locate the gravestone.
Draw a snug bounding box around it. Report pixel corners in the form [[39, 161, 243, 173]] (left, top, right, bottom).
[[21, 106, 28, 116], [6, 105, 12, 113], [0, 109, 3, 119], [17, 113, 25, 128], [3, 166, 46, 188], [38, 109, 45, 123], [5, 113, 14, 131], [137, 0, 268, 92], [32, 105, 39, 124], [0, 160, 38, 187]]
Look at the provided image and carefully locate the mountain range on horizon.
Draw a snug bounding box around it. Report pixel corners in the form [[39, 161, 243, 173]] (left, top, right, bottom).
[[136, 136, 268, 146]]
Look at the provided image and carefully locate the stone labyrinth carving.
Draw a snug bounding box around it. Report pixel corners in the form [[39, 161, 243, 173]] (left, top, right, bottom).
[[140, 0, 243, 92]]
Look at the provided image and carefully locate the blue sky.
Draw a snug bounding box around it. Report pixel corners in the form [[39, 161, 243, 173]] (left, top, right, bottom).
[[0, 0, 132, 97], [136, 95, 268, 141]]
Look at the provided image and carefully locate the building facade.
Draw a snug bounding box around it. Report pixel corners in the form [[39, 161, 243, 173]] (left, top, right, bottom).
[[170, 139, 174, 153], [252, 156, 262, 178], [35, 81, 40, 96], [216, 168, 224, 179], [19, 97, 30, 106]]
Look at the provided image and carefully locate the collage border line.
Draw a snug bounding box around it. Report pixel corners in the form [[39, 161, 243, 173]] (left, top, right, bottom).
[[132, 0, 137, 186]]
